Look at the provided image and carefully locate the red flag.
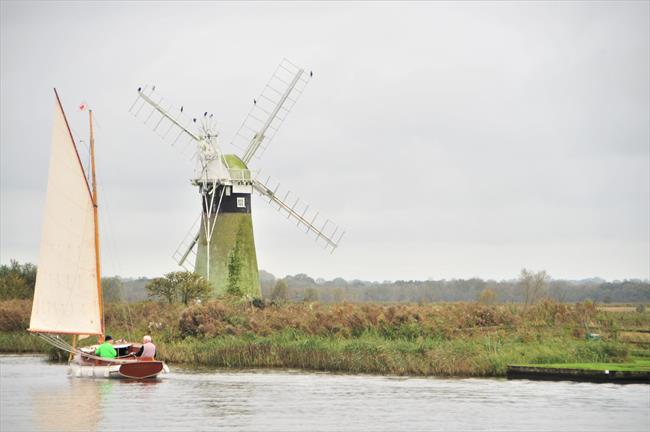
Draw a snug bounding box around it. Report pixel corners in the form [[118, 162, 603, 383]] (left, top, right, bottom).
[[78, 102, 87, 111]]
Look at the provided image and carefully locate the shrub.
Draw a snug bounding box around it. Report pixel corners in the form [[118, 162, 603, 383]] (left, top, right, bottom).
[[477, 288, 497, 305], [270, 279, 289, 302], [0, 300, 31, 331]]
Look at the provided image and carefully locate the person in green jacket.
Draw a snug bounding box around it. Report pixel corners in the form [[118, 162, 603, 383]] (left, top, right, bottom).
[[95, 335, 117, 359]]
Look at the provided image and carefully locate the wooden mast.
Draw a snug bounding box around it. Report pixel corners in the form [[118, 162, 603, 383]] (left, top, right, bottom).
[[89, 109, 105, 341]]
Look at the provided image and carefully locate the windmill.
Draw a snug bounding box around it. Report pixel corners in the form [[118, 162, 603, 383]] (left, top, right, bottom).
[[129, 59, 344, 297]]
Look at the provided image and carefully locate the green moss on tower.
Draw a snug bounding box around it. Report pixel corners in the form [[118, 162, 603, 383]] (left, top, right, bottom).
[[194, 212, 260, 298], [222, 154, 247, 169]]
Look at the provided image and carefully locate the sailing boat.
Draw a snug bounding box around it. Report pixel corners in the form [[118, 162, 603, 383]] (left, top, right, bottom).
[[28, 89, 168, 379]]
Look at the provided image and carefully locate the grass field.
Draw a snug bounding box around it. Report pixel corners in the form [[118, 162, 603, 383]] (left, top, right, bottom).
[[2, 299, 649, 377], [598, 306, 642, 313], [519, 359, 650, 372]]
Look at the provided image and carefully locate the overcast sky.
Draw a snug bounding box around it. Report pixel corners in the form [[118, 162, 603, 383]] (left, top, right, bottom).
[[1, 1, 648, 282]]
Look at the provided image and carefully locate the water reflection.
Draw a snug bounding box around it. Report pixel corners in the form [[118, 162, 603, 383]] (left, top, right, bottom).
[[34, 379, 106, 432], [2, 356, 648, 432]]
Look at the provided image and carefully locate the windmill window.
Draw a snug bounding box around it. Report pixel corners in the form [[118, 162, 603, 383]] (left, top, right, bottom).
[[237, 197, 246, 208], [225, 187, 231, 196]]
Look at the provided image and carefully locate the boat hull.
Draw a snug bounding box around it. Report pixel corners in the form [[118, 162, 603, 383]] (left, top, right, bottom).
[[69, 361, 169, 380]]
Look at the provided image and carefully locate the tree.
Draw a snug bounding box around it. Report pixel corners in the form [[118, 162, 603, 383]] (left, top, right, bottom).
[[0, 272, 30, 300], [332, 287, 346, 303], [519, 268, 549, 309], [548, 280, 568, 303], [146, 271, 210, 305], [176, 272, 211, 305], [14, 261, 36, 289], [0, 260, 36, 300], [303, 287, 319, 302], [102, 276, 124, 302], [271, 279, 289, 302], [146, 276, 176, 304], [477, 288, 497, 305]]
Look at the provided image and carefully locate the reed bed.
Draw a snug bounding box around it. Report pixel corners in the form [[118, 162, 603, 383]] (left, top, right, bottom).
[[1, 299, 647, 376]]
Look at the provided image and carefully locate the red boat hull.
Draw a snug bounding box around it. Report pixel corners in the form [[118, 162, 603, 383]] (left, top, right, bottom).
[[118, 361, 164, 379]]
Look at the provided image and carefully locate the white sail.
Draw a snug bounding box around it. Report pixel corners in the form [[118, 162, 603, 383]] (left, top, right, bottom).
[[29, 94, 102, 335]]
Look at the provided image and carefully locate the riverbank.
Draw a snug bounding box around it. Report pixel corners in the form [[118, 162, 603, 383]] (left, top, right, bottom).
[[1, 299, 649, 377], [507, 359, 650, 383]]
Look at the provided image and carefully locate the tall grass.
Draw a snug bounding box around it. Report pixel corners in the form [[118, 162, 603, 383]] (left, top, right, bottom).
[[1, 299, 648, 376], [156, 331, 631, 376]]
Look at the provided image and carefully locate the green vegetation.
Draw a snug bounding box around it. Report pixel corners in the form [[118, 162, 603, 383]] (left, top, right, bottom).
[[270, 279, 289, 302], [2, 259, 648, 376], [0, 332, 51, 354], [0, 260, 151, 303], [0, 260, 36, 300], [2, 298, 648, 377], [303, 288, 319, 302], [153, 326, 641, 376], [3, 260, 648, 304], [194, 214, 260, 298], [517, 359, 650, 372], [226, 225, 245, 296], [146, 271, 211, 305], [477, 288, 497, 305], [222, 154, 247, 170]]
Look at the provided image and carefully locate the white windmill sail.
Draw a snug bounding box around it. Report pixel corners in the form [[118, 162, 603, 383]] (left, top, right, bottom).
[[28, 92, 102, 335], [129, 86, 229, 181], [252, 176, 345, 252], [172, 213, 201, 270], [231, 58, 311, 164]]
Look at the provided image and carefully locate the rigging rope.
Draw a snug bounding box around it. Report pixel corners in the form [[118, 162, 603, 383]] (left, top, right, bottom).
[[37, 333, 134, 364], [97, 176, 135, 342], [78, 110, 135, 341]]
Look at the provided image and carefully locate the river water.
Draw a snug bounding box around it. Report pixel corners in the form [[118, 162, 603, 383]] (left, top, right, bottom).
[[1, 355, 648, 431]]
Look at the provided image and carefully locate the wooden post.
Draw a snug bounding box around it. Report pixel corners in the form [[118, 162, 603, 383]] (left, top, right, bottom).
[[89, 110, 104, 342]]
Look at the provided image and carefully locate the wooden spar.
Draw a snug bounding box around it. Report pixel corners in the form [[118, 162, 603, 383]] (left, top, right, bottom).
[[68, 334, 78, 361], [52, 88, 93, 200], [89, 109, 105, 341]]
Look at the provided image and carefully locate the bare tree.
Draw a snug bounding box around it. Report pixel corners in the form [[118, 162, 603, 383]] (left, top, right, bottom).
[[548, 280, 568, 303], [519, 268, 549, 308]]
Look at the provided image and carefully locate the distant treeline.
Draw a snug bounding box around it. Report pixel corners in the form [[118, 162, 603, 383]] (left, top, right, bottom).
[[260, 272, 650, 304], [1, 260, 648, 304], [109, 272, 650, 304]]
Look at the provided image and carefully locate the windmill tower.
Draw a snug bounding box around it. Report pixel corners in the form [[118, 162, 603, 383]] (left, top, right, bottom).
[[130, 59, 344, 298]]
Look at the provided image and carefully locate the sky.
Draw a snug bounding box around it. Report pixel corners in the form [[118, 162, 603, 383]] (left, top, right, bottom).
[[1, 1, 648, 282]]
